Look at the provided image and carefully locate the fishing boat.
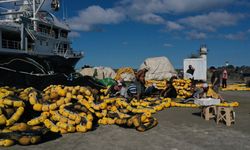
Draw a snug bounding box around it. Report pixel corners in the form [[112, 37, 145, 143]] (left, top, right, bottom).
[[0, 0, 84, 88]]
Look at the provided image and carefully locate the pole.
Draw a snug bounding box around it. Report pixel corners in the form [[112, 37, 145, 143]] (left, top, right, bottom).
[[33, 0, 37, 31], [21, 23, 25, 50]]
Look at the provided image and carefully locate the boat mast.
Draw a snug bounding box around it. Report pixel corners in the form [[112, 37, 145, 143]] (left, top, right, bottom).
[[32, 0, 36, 30], [32, 0, 45, 31]]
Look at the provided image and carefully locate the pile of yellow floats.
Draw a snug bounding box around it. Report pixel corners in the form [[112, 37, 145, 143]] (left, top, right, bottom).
[[145, 79, 193, 98], [0, 86, 167, 147], [221, 84, 250, 91], [172, 79, 193, 98], [0, 81, 239, 147], [145, 80, 167, 90]]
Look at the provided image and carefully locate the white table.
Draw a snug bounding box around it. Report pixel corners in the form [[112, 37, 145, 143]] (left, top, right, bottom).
[[194, 98, 221, 106], [195, 98, 221, 121]]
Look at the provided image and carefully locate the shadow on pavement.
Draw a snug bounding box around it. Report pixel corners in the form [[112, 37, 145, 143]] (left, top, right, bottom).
[[192, 112, 201, 117]]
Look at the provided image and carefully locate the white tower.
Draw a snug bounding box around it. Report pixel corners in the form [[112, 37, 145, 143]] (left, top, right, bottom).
[[200, 45, 208, 60]]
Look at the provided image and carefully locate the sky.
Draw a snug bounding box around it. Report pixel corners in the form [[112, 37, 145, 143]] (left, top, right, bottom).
[[2, 0, 250, 69]]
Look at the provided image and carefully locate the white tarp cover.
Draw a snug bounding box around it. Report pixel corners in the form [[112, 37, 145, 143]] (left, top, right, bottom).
[[79, 68, 95, 77], [120, 72, 135, 82], [140, 56, 176, 80], [79, 67, 116, 79]]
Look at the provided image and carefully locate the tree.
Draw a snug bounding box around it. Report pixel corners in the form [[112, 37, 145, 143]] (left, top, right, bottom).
[[226, 65, 235, 70]]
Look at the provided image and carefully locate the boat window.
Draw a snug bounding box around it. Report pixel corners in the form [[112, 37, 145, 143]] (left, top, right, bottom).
[[2, 31, 21, 50], [40, 41, 42, 46], [54, 29, 59, 38], [63, 44, 68, 52], [38, 24, 50, 35], [60, 30, 68, 38], [38, 11, 54, 24], [46, 42, 49, 46]]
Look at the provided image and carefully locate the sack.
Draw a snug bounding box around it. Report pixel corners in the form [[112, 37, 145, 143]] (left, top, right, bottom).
[[79, 67, 116, 79]]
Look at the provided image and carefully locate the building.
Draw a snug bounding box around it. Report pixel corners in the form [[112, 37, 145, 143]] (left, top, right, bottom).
[[183, 45, 208, 81]]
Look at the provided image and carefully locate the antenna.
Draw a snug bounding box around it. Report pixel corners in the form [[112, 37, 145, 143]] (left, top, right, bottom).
[[62, 0, 65, 21], [65, 0, 68, 20]]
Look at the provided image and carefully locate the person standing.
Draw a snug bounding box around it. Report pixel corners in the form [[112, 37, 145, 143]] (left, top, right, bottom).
[[209, 66, 221, 93], [222, 68, 228, 88]]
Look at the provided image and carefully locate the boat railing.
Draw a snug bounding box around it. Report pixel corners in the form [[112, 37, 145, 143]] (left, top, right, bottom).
[[55, 48, 73, 56], [54, 48, 83, 58], [27, 25, 55, 38], [37, 27, 55, 38], [2, 39, 21, 50]]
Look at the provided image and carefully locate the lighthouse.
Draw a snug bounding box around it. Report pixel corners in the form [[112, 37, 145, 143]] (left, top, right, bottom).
[[200, 45, 208, 60]]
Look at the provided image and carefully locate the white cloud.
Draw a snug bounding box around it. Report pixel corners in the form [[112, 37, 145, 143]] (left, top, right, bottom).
[[166, 21, 184, 31], [179, 12, 245, 32], [62, 0, 247, 39], [224, 32, 246, 40], [186, 31, 207, 40], [163, 43, 173, 47], [135, 13, 165, 24], [117, 0, 237, 31], [69, 31, 80, 38], [119, 0, 233, 14], [68, 6, 125, 31]]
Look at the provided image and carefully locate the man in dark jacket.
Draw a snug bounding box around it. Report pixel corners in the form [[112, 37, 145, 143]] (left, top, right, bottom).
[[209, 66, 221, 93], [160, 80, 177, 98], [187, 65, 195, 75]]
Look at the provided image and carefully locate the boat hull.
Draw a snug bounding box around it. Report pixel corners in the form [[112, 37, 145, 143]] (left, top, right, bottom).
[[0, 52, 82, 89]]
